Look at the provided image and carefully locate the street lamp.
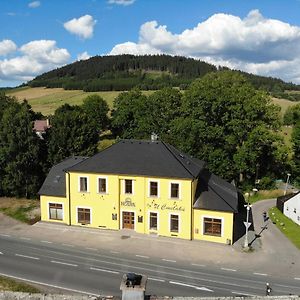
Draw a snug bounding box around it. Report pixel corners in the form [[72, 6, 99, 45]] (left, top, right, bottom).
[[243, 192, 252, 249], [284, 173, 291, 196]]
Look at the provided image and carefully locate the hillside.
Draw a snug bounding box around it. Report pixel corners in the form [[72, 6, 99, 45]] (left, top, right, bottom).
[[28, 54, 300, 99]]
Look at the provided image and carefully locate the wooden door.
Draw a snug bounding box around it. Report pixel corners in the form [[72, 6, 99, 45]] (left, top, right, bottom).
[[122, 211, 134, 229]]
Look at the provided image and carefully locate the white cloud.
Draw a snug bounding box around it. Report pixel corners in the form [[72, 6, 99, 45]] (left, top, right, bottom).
[[0, 40, 17, 56], [28, 1, 40, 8], [109, 10, 300, 83], [77, 51, 90, 61], [108, 0, 136, 6], [0, 40, 70, 84], [64, 15, 97, 39]]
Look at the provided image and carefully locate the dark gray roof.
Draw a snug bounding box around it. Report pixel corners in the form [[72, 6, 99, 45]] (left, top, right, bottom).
[[193, 169, 238, 213], [67, 140, 206, 179], [38, 156, 88, 197]]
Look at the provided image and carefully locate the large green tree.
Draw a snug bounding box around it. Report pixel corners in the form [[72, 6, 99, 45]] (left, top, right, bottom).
[[291, 121, 300, 183], [111, 88, 182, 140], [169, 71, 284, 183], [0, 100, 46, 198], [47, 104, 99, 164], [81, 94, 109, 131]]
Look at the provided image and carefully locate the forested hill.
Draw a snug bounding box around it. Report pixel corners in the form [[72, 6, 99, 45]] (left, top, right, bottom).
[[28, 54, 300, 99]]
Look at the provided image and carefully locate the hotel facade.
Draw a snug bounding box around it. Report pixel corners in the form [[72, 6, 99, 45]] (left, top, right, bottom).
[[39, 139, 239, 244]]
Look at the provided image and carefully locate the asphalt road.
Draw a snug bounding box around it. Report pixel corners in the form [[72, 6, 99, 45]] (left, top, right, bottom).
[[1, 234, 300, 297]]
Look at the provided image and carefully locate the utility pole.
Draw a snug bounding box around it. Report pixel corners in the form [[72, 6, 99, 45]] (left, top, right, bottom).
[[243, 192, 252, 250], [284, 173, 291, 196]]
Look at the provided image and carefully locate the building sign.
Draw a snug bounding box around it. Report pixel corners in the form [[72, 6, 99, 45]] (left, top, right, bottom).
[[147, 200, 185, 212], [121, 198, 136, 207]]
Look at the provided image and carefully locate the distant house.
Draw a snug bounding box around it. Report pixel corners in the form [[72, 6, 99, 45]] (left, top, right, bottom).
[[39, 139, 240, 244], [282, 192, 300, 225], [33, 119, 50, 138]]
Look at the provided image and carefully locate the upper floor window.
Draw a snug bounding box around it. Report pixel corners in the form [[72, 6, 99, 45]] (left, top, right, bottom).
[[79, 176, 88, 192], [98, 177, 107, 193], [149, 181, 158, 197], [125, 179, 133, 194], [170, 183, 180, 199]]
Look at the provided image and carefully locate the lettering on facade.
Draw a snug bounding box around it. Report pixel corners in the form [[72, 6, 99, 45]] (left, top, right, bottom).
[[121, 198, 136, 207], [147, 200, 185, 212]]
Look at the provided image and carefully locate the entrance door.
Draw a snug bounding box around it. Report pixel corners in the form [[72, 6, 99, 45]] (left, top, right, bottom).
[[122, 211, 135, 229]]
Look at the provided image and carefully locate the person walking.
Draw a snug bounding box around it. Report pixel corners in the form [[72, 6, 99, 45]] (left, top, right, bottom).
[[266, 283, 272, 296]]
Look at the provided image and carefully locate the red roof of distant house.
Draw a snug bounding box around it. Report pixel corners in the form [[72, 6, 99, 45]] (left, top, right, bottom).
[[33, 120, 50, 132]]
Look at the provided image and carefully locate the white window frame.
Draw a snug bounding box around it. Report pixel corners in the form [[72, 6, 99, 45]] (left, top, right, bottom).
[[202, 215, 224, 237], [169, 181, 181, 200], [76, 206, 92, 224], [78, 175, 89, 193], [97, 176, 108, 194], [169, 212, 180, 233], [120, 209, 136, 230], [148, 179, 160, 198], [47, 201, 64, 221], [124, 179, 134, 195], [148, 210, 159, 231]]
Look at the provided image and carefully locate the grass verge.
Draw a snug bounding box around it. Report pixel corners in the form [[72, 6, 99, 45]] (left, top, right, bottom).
[[248, 189, 284, 204], [269, 206, 300, 249], [0, 276, 40, 293], [0, 198, 40, 224]]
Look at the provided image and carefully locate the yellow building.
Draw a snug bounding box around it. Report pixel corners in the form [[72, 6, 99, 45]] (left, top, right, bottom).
[[39, 139, 239, 244]]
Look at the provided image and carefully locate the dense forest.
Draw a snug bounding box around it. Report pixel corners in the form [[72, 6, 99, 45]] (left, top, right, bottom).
[[28, 54, 300, 100], [3, 70, 300, 198]]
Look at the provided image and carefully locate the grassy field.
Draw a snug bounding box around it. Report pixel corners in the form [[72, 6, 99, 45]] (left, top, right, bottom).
[[269, 206, 300, 249], [7, 87, 154, 115], [0, 276, 40, 293], [0, 197, 40, 224], [272, 97, 298, 116], [248, 189, 285, 204]]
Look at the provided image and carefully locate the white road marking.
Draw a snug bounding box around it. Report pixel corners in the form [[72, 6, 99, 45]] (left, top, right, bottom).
[[62, 243, 74, 247], [41, 240, 52, 244], [221, 268, 237, 272], [295, 277, 300, 280], [110, 251, 119, 254], [15, 254, 40, 260], [90, 267, 119, 274], [253, 272, 267, 276], [148, 277, 165, 282], [135, 255, 149, 259], [20, 237, 31, 240], [85, 247, 97, 251], [0, 272, 99, 297], [0, 252, 3, 255], [169, 281, 213, 292], [232, 291, 256, 296], [191, 263, 206, 267], [51, 260, 78, 267], [162, 259, 176, 263], [0, 234, 10, 237]]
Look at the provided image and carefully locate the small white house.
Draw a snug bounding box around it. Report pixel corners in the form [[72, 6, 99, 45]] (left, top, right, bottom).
[[283, 192, 300, 225]]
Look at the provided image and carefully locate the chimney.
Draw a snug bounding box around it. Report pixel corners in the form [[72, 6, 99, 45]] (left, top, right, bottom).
[[120, 273, 147, 300], [151, 133, 158, 142]]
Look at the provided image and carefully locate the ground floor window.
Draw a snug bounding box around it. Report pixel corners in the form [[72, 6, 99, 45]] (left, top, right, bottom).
[[149, 212, 158, 230], [49, 203, 63, 220], [77, 208, 91, 224], [170, 214, 179, 232], [203, 217, 222, 236]]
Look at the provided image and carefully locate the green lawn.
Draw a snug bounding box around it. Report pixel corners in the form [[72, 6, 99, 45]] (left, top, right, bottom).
[[0, 276, 40, 293], [8, 87, 155, 115], [248, 190, 285, 204], [269, 206, 300, 249]]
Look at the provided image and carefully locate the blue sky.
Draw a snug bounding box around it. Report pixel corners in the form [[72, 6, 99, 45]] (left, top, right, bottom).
[[1, 0, 300, 87]]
